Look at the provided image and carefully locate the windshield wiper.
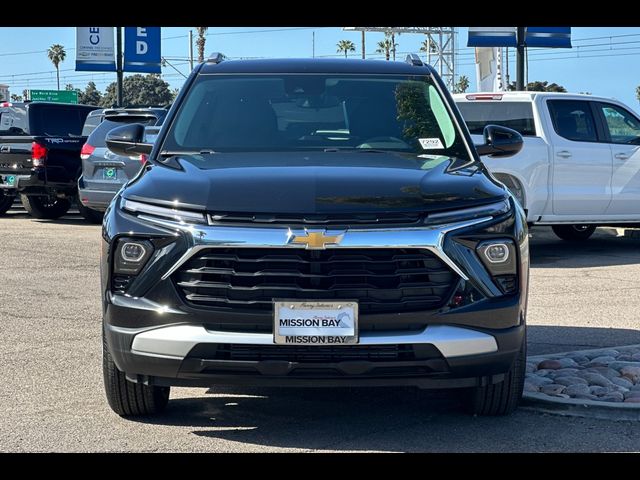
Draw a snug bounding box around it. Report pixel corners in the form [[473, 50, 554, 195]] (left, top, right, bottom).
[[159, 150, 217, 156]]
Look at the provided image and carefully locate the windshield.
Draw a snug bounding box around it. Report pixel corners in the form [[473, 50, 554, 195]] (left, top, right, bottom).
[[162, 74, 469, 158], [456, 101, 537, 136]]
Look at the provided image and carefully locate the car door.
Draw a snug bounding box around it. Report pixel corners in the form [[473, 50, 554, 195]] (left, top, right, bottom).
[[595, 102, 640, 216], [547, 99, 612, 215]]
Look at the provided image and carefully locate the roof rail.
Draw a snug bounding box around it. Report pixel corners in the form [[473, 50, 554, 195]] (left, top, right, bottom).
[[207, 52, 226, 64], [405, 53, 423, 66]]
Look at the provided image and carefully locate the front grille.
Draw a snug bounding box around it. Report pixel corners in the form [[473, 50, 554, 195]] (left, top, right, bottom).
[[173, 248, 457, 314], [214, 343, 415, 362], [208, 212, 422, 226]]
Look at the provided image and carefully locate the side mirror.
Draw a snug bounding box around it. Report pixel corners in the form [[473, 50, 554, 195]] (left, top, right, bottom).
[[105, 123, 153, 157], [475, 125, 523, 158]]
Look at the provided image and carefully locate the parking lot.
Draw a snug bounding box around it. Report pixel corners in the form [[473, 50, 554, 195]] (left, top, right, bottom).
[[1, 202, 639, 452]]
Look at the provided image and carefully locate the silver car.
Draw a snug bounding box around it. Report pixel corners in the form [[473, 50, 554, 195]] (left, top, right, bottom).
[[77, 108, 168, 223]]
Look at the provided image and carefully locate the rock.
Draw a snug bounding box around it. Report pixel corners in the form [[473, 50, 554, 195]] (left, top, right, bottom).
[[620, 366, 640, 384], [550, 368, 580, 378], [624, 397, 640, 403], [565, 355, 590, 366], [608, 361, 640, 371], [574, 393, 598, 401], [584, 367, 620, 379], [578, 372, 613, 387], [599, 392, 624, 402], [611, 377, 634, 389], [523, 381, 539, 393], [589, 386, 609, 396], [535, 369, 556, 377], [557, 358, 579, 368], [540, 384, 566, 396], [553, 376, 589, 387], [552, 393, 571, 399], [585, 350, 619, 360], [538, 359, 562, 370], [610, 385, 630, 394], [630, 385, 640, 392], [526, 363, 536, 374], [563, 384, 591, 396], [632, 353, 640, 362], [617, 355, 634, 362], [587, 356, 617, 366], [525, 375, 554, 387], [623, 391, 640, 400]]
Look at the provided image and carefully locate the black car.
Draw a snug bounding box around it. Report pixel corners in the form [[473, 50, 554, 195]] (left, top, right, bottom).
[[0, 101, 99, 218], [101, 55, 528, 417]]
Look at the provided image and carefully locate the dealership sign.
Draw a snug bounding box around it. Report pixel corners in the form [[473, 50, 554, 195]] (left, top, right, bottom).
[[468, 27, 572, 48], [124, 27, 161, 73], [76, 27, 116, 71]]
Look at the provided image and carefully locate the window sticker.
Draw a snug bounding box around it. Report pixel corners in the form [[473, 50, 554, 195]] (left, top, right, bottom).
[[419, 138, 444, 149]]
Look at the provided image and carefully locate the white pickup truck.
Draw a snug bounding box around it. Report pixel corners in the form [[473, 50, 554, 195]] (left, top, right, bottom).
[[453, 91, 640, 241]]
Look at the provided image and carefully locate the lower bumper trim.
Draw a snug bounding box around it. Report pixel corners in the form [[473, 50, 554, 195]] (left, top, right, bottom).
[[125, 323, 498, 360]]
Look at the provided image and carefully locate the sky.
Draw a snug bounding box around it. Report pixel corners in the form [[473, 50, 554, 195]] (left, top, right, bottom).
[[0, 26, 639, 110]]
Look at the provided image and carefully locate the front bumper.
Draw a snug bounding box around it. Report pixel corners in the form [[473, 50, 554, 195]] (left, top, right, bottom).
[[105, 321, 525, 388]]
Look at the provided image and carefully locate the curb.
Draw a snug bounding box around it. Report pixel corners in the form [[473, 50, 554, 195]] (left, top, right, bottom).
[[522, 345, 640, 421]]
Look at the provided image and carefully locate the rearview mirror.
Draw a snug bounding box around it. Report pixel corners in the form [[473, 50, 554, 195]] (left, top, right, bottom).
[[105, 123, 153, 157], [475, 125, 523, 158]]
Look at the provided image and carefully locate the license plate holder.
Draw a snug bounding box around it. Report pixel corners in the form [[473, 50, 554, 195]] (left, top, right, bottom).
[[273, 300, 359, 345]]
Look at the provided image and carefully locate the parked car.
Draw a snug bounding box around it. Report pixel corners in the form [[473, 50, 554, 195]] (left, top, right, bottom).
[[77, 107, 168, 223], [101, 55, 529, 417], [454, 91, 640, 241], [0, 101, 99, 218]]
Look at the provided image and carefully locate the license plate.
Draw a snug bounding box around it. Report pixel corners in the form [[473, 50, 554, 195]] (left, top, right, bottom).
[[1, 175, 16, 186], [103, 168, 118, 180], [273, 300, 358, 345]]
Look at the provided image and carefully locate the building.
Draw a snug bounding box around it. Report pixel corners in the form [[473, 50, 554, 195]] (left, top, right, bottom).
[[0, 84, 9, 102]]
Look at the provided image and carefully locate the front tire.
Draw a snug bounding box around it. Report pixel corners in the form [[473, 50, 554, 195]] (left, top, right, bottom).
[[552, 224, 596, 242], [467, 338, 526, 416], [0, 191, 13, 215], [20, 194, 71, 219], [103, 329, 170, 416]]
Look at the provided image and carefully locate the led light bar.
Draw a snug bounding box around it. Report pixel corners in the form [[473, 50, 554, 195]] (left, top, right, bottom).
[[121, 198, 206, 224]]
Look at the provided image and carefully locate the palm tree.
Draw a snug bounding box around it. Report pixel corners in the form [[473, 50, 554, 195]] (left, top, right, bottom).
[[196, 27, 208, 62], [47, 44, 66, 91], [419, 39, 438, 55], [336, 40, 356, 59], [453, 75, 470, 93], [376, 39, 394, 61]]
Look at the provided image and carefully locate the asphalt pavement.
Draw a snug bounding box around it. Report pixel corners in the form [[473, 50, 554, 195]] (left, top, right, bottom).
[[1, 203, 639, 452]]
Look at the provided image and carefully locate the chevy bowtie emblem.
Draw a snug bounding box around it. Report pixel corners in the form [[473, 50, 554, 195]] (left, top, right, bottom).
[[289, 230, 345, 250]]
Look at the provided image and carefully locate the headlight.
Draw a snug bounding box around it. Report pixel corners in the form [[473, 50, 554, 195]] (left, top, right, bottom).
[[476, 239, 517, 294], [425, 199, 510, 225], [121, 198, 206, 224]]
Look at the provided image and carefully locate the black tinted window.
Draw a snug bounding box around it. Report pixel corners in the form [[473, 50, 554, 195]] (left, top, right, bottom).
[[456, 101, 536, 136], [29, 105, 96, 136], [88, 117, 157, 147], [82, 114, 103, 136], [548, 100, 598, 142]]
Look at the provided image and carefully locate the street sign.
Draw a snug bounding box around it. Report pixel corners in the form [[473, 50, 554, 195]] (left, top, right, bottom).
[[29, 90, 78, 104], [468, 27, 572, 48], [124, 27, 161, 73]]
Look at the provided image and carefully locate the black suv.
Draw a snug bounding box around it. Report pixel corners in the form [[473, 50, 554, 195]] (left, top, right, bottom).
[[0, 101, 99, 218], [101, 56, 528, 417]]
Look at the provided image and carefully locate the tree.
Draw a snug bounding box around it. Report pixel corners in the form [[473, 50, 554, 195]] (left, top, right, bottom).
[[47, 44, 66, 91], [100, 74, 173, 108], [11, 94, 22, 102], [419, 38, 438, 55], [376, 38, 394, 61], [636, 86, 640, 103], [507, 80, 567, 92], [78, 81, 102, 106], [196, 27, 208, 63], [453, 75, 470, 94], [336, 40, 356, 59]]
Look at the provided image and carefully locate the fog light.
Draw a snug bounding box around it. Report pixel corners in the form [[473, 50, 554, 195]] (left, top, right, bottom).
[[121, 242, 146, 262], [481, 243, 509, 263]]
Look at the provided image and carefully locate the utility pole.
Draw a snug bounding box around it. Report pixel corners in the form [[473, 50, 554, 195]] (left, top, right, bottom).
[[362, 31, 365, 59], [516, 26, 525, 91], [116, 26, 123, 107], [189, 30, 194, 71], [505, 47, 510, 86], [312, 31, 315, 58]]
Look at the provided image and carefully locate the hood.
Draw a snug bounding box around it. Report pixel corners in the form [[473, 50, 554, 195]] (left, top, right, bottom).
[[123, 152, 507, 214]]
